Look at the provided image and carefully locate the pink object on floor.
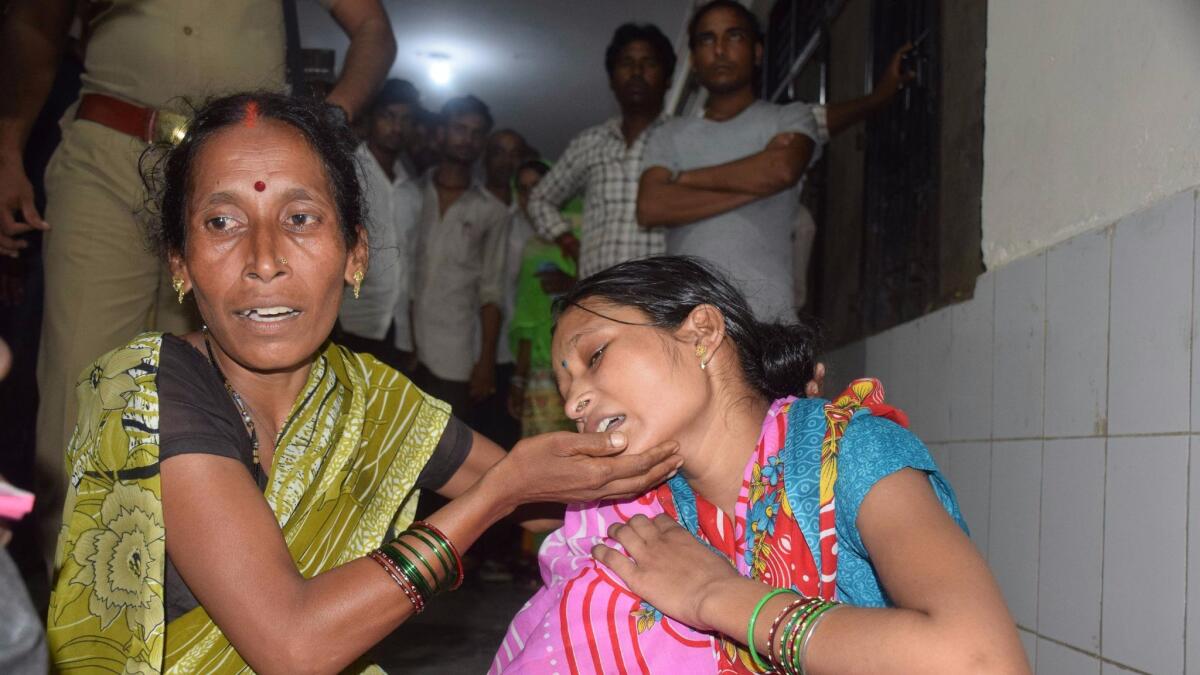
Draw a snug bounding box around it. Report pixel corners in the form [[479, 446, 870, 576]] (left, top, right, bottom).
[[0, 480, 34, 520]]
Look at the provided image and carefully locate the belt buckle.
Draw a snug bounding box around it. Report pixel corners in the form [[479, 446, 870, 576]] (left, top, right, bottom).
[[152, 110, 189, 145]]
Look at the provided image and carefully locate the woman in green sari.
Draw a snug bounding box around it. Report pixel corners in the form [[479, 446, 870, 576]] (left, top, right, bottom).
[[46, 92, 681, 674]]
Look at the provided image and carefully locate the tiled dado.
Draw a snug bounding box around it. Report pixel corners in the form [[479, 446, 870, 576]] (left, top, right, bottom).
[[1108, 189, 1194, 436], [847, 187, 1200, 672]]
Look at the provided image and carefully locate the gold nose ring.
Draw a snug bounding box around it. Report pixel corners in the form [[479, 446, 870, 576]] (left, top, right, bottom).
[[277, 257, 288, 266], [575, 398, 589, 414]]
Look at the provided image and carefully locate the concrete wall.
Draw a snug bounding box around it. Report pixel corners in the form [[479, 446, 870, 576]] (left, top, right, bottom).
[[982, 0, 1200, 268]]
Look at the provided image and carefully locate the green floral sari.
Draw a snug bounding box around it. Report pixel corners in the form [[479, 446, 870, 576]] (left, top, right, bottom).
[[47, 332, 449, 674]]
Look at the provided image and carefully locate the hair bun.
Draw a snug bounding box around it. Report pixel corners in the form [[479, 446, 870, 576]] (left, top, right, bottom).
[[750, 320, 821, 400]]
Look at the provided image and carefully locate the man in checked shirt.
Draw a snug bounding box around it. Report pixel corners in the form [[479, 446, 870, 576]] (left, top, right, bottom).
[[526, 23, 675, 279]]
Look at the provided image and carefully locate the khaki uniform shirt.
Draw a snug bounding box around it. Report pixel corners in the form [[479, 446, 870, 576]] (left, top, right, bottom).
[[411, 174, 509, 382], [79, 0, 335, 113]]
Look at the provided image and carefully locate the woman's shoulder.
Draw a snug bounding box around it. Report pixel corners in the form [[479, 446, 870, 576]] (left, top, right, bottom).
[[68, 333, 168, 473], [782, 388, 927, 465], [73, 332, 166, 417], [85, 332, 165, 377], [155, 332, 232, 403], [842, 413, 927, 458]]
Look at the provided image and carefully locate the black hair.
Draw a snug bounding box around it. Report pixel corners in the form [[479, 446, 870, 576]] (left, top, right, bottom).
[[415, 106, 441, 129], [439, 94, 494, 132], [516, 158, 551, 178], [487, 128, 527, 153], [604, 23, 678, 82], [688, 0, 763, 49], [141, 91, 364, 257], [554, 256, 819, 400], [370, 78, 420, 115]]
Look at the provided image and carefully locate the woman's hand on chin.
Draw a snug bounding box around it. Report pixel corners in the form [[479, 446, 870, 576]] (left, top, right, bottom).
[[592, 514, 744, 632], [488, 431, 683, 508]]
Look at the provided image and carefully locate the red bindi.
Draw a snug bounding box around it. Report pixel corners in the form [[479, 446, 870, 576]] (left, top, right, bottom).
[[243, 101, 259, 128], [254, 180, 266, 192]]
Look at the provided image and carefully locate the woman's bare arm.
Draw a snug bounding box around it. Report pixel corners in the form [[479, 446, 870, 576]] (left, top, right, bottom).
[[163, 431, 680, 674], [598, 469, 1029, 674]]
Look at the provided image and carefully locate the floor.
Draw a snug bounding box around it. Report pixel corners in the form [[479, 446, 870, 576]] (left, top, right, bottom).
[[370, 579, 536, 674]]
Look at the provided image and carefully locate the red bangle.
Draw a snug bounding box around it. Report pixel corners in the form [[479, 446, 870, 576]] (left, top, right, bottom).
[[412, 520, 464, 590], [769, 597, 813, 667], [369, 549, 424, 612]]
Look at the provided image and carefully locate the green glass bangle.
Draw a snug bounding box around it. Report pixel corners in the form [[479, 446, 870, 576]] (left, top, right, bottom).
[[783, 600, 824, 674], [779, 602, 804, 674], [380, 543, 434, 600], [407, 528, 452, 590], [413, 521, 464, 590], [799, 604, 842, 675], [393, 537, 441, 594], [791, 602, 836, 674], [774, 597, 819, 672], [749, 588, 797, 670], [397, 551, 435, 601], [420, 525, 461, 585], [393, 545, 435, 600], [768, 597, 809, 669], [791, 602, 832, 666]]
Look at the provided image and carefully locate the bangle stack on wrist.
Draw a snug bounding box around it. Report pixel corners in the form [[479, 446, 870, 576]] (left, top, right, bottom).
[[366, 520, 464, 612], [749, 588, 843, 674]]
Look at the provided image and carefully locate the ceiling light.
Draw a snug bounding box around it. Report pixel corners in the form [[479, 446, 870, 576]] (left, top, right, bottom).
[[427, 54, 452, 87]]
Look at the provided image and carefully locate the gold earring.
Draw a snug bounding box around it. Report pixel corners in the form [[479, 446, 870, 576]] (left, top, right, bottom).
[[172, 276, 186, 304], [695, 344, 708, 370], [352, 269, 364, 299]]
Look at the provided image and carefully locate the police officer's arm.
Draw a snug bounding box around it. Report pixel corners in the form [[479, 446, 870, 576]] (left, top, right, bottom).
[[324, 0, 397, 122], [0, 0, 72, 253]]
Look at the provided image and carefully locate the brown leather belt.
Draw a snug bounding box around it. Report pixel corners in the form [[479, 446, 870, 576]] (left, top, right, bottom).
[[76, 93, 188, 145]]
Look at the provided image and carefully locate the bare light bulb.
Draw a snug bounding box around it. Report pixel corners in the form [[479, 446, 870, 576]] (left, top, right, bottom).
[[429, 60, 452, 86]]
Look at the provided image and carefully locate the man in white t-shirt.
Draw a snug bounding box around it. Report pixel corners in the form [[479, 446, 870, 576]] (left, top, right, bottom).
[[338, 80, 423, 371]]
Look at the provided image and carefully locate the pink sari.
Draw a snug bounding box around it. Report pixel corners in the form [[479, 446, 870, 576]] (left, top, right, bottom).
[[491, 398, 797, 674], [490, 493, 720, 674]]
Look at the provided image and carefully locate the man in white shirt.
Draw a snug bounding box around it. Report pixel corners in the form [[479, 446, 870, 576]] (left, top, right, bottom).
[[476, 129, 531, 451], [338, 79, 423, 371], [410, 96, 509, 416]]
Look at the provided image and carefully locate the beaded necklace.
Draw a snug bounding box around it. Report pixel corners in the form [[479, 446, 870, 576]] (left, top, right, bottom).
[[201, 327, 262, 484]]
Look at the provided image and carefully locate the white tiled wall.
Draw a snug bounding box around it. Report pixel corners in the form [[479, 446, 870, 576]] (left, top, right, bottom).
[[1044, 227, 1110, 437], [829, 187, 1200, 674], [1038, 438, 1104, 652], [1108, 193, 1194, 436], [992, 252, 1046, 440]]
